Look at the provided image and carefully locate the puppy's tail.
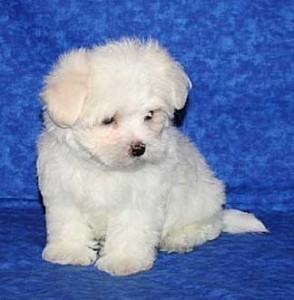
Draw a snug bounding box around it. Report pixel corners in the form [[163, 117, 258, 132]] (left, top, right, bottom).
[[222, 209, 268, 234]]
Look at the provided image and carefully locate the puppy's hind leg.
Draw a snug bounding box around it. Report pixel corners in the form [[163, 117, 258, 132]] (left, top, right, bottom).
[[160, 218, 222, 253]]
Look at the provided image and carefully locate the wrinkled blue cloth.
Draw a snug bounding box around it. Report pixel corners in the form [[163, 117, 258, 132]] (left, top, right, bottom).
[[1, 208, 293, 299], [0, 1, 293, 299]]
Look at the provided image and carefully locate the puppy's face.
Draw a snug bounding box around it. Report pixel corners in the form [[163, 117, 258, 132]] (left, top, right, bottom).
[[41, 39, 191, 169], [75, 106, 169, 168]]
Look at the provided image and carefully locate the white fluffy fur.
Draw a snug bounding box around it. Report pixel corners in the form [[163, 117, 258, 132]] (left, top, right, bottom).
[[37, 38, 267, 276]]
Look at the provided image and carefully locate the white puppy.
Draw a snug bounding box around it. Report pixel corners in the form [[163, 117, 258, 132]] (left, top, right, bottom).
[[37, 38, 267, 276]]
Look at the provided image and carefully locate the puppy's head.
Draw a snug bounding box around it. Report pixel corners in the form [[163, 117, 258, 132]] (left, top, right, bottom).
[[41, 38, 191, 169]]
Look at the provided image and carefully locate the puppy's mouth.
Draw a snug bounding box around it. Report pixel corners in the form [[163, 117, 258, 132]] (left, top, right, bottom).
[[101, 157, 146, 171], [103, 143, 147, 169], [100, 143, 164, 170], [88, 148, 147, 171]]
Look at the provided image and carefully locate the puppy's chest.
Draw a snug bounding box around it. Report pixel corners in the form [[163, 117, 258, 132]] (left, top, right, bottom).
[[78, 165, 168, 211]]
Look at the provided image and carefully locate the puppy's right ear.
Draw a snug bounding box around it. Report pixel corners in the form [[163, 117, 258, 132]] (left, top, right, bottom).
[[40, 49, 90, 127]]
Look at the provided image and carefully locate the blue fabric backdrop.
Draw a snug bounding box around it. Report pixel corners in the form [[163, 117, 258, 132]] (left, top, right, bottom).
[[0, 0, 293, 299]]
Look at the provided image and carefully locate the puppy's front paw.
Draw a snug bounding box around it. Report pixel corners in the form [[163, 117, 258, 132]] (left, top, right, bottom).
[[96, 254, 153, 276], [43, 242, 97, 266]]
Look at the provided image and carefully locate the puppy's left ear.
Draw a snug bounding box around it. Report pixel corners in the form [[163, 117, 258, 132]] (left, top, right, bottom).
[[144, 40, 192, 111], [167, 62, 192, 110]]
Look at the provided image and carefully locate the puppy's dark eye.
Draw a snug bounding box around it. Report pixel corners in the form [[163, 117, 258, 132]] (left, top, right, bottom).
[[144, 111, 154, 121], [102, 117, 115, 125]]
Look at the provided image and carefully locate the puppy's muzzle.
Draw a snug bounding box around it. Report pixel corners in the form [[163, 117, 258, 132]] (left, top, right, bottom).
[[130, 142, 146, 157]]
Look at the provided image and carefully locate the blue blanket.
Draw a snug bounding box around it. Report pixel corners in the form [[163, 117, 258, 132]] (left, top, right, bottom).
[[0, 1, 293, 298]]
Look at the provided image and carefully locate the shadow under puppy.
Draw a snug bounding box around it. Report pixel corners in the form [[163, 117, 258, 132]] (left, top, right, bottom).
[[37, 38, 267, 276]]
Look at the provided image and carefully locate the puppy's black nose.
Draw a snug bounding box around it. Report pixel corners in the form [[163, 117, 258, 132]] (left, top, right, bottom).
[[130, 142, 146, 157]]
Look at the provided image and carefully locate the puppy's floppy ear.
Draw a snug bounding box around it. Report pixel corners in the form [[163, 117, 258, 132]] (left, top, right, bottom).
[[167, 61, 192, 110], [144, 40, 192, 111], [40, 49, 90, 127]]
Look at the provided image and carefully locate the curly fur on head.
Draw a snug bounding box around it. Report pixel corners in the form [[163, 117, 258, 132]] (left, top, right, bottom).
[[41, 38, 191, 128]]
